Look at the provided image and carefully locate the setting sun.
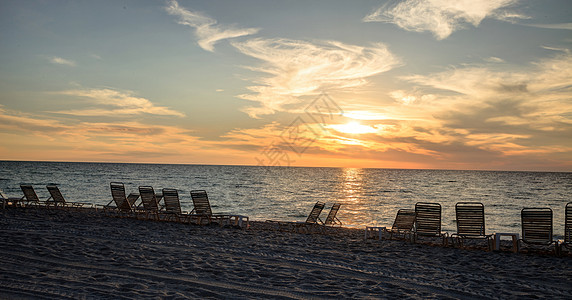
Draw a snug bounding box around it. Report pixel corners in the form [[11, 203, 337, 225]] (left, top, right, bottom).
[[0, 0, 570, 171], [331, 121, 377, 134]]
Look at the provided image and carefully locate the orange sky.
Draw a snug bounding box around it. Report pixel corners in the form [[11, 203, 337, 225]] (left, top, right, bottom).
[[1, 1, 571, 171]]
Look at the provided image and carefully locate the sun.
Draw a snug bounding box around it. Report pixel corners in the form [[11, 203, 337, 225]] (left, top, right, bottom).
[[330, 121, 377, 134]]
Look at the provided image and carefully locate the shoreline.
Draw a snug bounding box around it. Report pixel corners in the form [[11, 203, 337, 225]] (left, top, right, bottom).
[[1, 207, 571, 299]]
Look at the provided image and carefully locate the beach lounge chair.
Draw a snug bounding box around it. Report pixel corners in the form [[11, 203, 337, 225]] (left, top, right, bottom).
[[519, 207, 559, 254], [161, 188, 190, 223], [318, 203, 342, 233], [102, 182, 139, 217], [293, 201, 326, 233], [137, 186, 162, 220], [189, 190, 231, 226], [46, 185, 87, 210], [324, 203, 342, 226], [267, 201, 326, 233], [413, 202, 448, 245], [383, 209, 416, 240], [20, 185, 44, 207], [451, 202, 493, 250], [562, 202, 572, 253]]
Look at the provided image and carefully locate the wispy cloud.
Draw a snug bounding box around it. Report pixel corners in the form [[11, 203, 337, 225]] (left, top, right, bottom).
[[541, 46, 571, 53], [53, 88, 185, 117], [484, 56, 505, 63], [223, 51, 572, 169], [384, 52, 572, 162], [364, 0, 525, 40], [233, 38, 400, 118], [0, 105, 206, 162], [165, 0, 259, 52], [0, 105, 69, 133], [164, 1, 400, 119], [49, 56, 76, 66], [526, 22, 572, 30]]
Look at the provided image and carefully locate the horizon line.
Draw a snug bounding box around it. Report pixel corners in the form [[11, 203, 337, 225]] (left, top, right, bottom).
[[1, 159, 570, 174]]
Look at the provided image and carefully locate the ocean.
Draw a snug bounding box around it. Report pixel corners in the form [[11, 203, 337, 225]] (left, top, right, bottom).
[[1, 161, 570, 238]]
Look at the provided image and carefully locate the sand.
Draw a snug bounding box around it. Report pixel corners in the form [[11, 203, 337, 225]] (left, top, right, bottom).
[[1, 207, 571, 299]]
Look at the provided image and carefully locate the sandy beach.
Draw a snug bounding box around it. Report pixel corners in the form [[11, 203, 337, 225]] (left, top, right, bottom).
[[1, 207, 571, 299]]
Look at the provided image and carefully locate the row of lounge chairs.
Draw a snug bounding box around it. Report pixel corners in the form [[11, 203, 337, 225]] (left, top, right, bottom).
[[0, 183, 249, 229], [103, 182, 249, 228], [266, 201, 342, 233], [1, 184, 89, 209], [381, 201, 572, 255], [3, 185, 569, 253]]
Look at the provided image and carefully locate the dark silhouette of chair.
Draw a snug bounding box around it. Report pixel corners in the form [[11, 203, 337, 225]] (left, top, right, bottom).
[[102, 182, 139, 217], [519, 207, 558, 254], [20, 185, 43, 207], [161, 188, 190, 223], [303, 201, 326, 225], [561, 202, 572, 253], [190, 190, 230, 226], [319, 203, 342, 233], [413, 202, 448, 245], [46, 185, 86, 210], [451, 202, 493, 250], [383, 209, 416, 240], [324, 203, 342, 226], [137, 186, 161, 220]]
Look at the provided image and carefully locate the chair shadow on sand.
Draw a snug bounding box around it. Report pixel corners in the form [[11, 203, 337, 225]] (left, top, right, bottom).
[[266, 201, 343, 234], [267, 201, 325, 233]]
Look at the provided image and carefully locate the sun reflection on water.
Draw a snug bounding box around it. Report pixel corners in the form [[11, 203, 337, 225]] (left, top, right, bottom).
[[337, 168, 375, 227], [334, 167, 397, 227]]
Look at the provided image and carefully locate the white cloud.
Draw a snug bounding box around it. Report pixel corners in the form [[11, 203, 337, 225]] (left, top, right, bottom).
[[54, 88, 185, 117], [541, 46, 571, 54], [232, 38, 401, 118], [49, 56, 76, 66], [484, 56, 505, 63], [165, 0, 259, 52], [164, 1, 399, 119], [364, 0, 524, 40]]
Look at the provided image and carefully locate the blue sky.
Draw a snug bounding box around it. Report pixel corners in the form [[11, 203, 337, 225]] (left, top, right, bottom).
[[1, 0, 571, 171]]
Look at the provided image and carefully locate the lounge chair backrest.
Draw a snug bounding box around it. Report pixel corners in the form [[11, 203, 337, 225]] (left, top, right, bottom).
[[415, 202, 442, 235], [305, 201, 325, 224], [139, 186, 159, 211], [46, 185, 66, 204], [190, 190, 212, 215], [521, 207, 553, 244], [566, 202, 572, 244], [391, 209, 416, 231], [455, 202, 486, 236], [162, 188, 182, 214], [20, 185, 40, 203], [324, 203, 341, 225], [110, 182, 131, 212]]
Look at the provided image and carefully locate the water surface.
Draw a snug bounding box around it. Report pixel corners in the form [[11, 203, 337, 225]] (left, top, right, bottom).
[[1, 161, 570, 237]]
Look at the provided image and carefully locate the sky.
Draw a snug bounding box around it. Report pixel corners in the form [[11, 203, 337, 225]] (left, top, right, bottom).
[[0, 0, 571, 171]]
